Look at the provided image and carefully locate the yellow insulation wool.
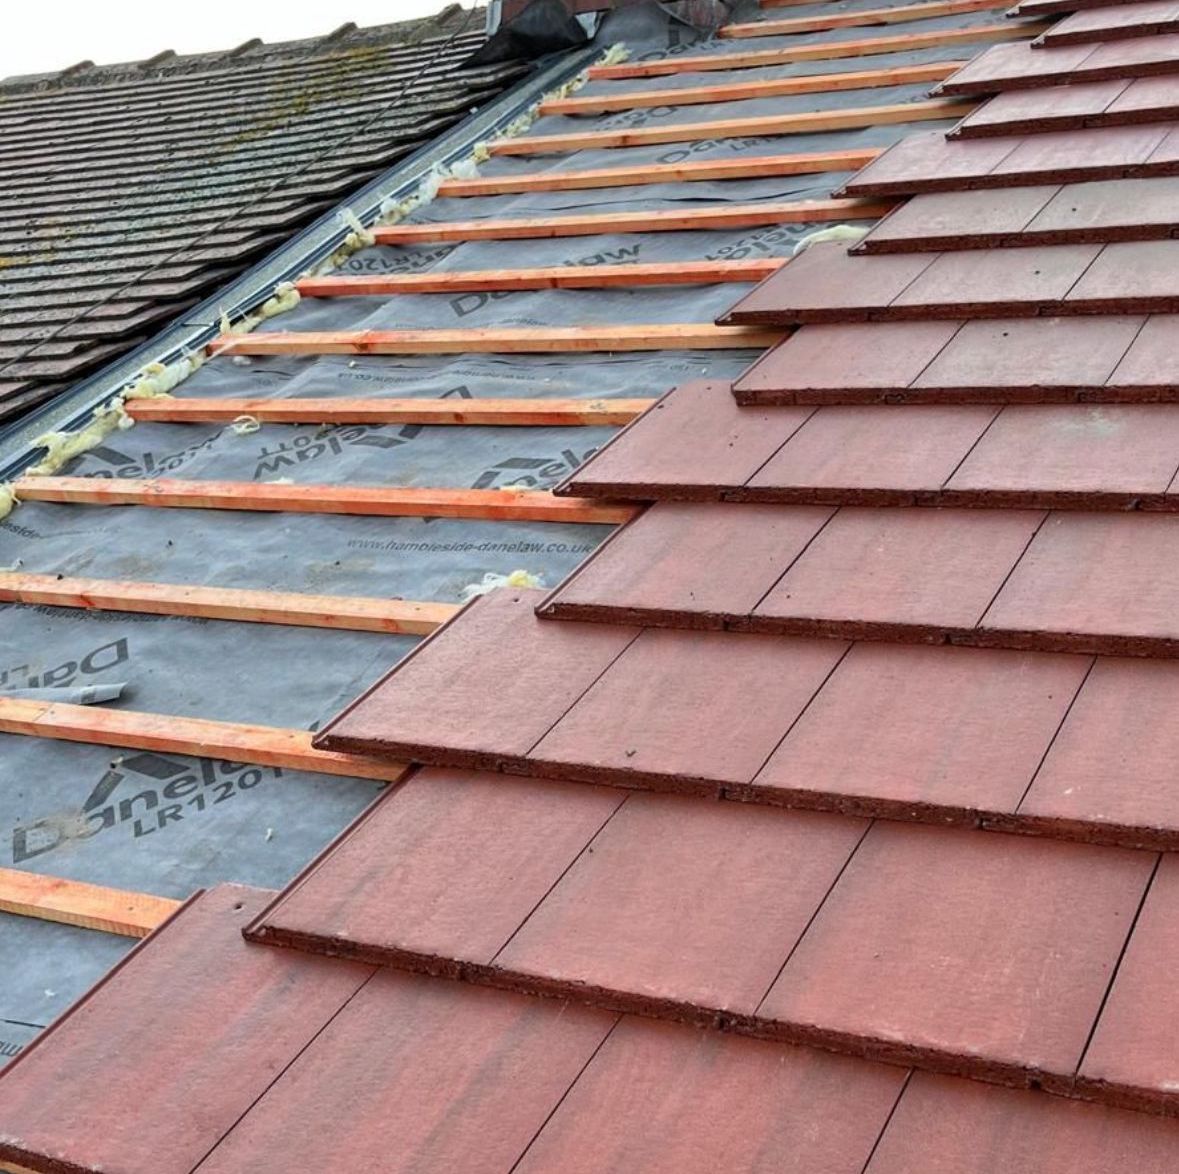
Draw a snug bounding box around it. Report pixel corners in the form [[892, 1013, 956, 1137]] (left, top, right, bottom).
[[21, 352, 201, 480], [792, 224, 871, 256], [0, 482, 18, 521], [460, 569, 545, 601]]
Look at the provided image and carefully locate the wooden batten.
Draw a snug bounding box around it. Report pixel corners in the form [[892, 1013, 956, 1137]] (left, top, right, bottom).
[[206, 324, 783, 356], [0, 867, 181, 939], [371, 198, 895, 244], [126, 396, 654, 426], [540, 61, 964, 116], [0, 696, 409, 783], [587, 22, 1050, 79], [295, 258, 783, 296], [13, 476, 639, 525], [0, 572, 460, 635], [487, 99, 976, 156], [437, 150, 884, 197]]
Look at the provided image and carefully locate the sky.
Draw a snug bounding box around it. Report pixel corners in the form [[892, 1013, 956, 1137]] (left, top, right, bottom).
[[0, 0, 463, 80]]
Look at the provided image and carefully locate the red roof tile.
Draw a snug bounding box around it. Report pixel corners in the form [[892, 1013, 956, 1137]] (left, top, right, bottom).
[[1078, 852, 1176, 1110], [1022, 656, 1179, 840], [513, 1016, 906, 1174], [12, 6, 1179, 1167], [495, 793, 866, 1016], [529, 627, 846, 789], [0, 885, 374, 1174], [1036, 3, 1179, 49], [540, 501, 834, 631], [568, 384, 1179, 509], [859, 177, 1179, 252], [257, 770, 623, 966], [723, 239, 1179, 325], [306, 590, 1179, 849], [754, 642, 1088, 815], [866, 1072, 1179, 1172], [317, 589, 640, 766], [937, 34, 1179, 94], [758, 821, 1154, 1079], [981, 511, 1179, 648], [753, 505, 1045, 635], [840, 124, 1178, 195], [194, 969, 615, 1174]]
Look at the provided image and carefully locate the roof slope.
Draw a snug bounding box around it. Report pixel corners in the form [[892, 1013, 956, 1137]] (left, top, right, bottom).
[[12, 0, 1179, 1168], [0, 9, 527, 423]]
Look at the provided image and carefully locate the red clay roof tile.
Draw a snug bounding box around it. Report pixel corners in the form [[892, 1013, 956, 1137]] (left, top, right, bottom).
[[753, 505, 1045, 635], [529, 627, 847, 790], [253, 770, 623, 966], [840, 124, 1179, 196], [723, 239, 1179, 325], [315, 589, 640, 767], [513, 1016, 906, 1174], [495, 793, 867, 1016], [540, 501, 834, 630], [194, 969, 615, 1174], [745, 403, 997, 497], [866, 1071, 1179, 1172], [0, 885, 374, 1174], [1035, 0, 1179, 48], [759, 821, 1155, 1079], [936, 34, 1179, 95], [981, 511, 1179, 649], [1078, 852, 1177, 1110], [1021, 656, 1179, 840], [754, 642, 1088, 816]]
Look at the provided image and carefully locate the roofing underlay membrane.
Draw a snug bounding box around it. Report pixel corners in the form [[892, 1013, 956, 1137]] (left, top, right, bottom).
[[0, 0, 1013, 1064]]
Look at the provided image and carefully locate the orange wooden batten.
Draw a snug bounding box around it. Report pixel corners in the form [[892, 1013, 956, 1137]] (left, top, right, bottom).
[[588, 21, 1050, 79], [721, 0, 1011, 36], [371, 198, 897, 244], [126, 397, 654, 426], [206, 324, 784, 355], [436, 152, 884, 197], [0, 867, 180, 939], [13, 476, 639, 525], [0, 572, 460, 635], [295, 258, 784, 296], [0, 696, 409, 784], [486, 99, 976, 156], [540, 61, 965, 116]]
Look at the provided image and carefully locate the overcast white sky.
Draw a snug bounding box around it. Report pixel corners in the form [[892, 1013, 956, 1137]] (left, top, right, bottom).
[[0, 0, 463, 80]]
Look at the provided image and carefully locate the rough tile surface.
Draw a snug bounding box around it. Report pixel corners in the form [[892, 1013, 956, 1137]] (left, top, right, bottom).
[[516, 1017, 907, 1174], [754, 643, 1088, 815], [945, 404, 1179, 498], [543, 502, 832, 627], [0, 886, 374, 1174], [983, 511, 1179, 648], [866, 1072, 1179, 1173], [746, 405, 995, 496], [497, 793, 868, 1015], [753, 506, 1044, 633], [314, 589, 639, 763], [251, 769, 624, 964], [195, 971, 614, 1174], [1079, 853, 1177, 1106], [531, 628, 846, 788], [760, 823, 1155, 1075], [1022, 657, 1179, 837]]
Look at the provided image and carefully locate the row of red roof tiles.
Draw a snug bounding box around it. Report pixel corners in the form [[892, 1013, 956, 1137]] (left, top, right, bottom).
[[312, 588, 1179, 848], [5, 883, 1179, 1173]]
